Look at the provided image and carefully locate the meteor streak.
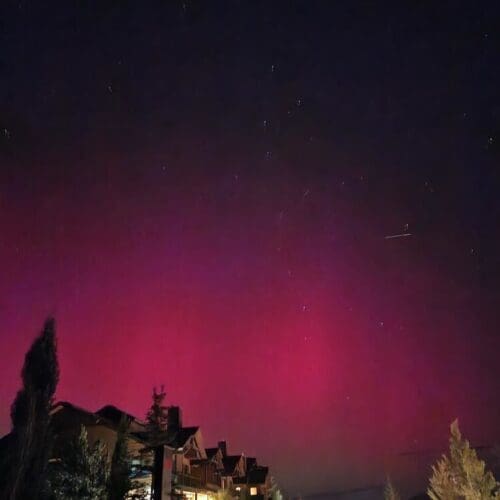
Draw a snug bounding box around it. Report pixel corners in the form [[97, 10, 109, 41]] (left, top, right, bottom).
[[384, 233, 412, 240]]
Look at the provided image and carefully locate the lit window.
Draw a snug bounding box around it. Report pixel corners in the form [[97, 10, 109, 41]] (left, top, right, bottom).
[[250, 487, 258, 496]]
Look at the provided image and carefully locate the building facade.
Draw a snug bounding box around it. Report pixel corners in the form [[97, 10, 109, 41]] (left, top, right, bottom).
[[26, 401, 283, 500]]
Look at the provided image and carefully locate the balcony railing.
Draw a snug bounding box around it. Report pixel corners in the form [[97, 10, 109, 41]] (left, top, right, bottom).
[[173, 473, 204, 489], [173, 473, 221, 491]]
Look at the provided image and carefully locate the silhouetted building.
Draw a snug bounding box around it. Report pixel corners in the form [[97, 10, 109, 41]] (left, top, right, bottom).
[[0, 400, 282, 500]]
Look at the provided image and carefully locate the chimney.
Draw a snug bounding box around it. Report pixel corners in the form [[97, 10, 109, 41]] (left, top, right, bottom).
[[167, 406, 182, 431], [218, 440, 227, 457]]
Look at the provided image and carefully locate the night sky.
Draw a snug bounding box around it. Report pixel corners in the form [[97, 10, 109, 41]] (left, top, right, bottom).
[[1, 1, 500, 497]]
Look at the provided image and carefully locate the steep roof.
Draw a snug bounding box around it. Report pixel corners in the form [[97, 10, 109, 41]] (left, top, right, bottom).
[[51, 401, 106, 430], [168, 426, 199, 448], [222, 455, 242, 474], [248, 466, 269, 485], [96, 405, 147, 433], [205, 447, 220, 459], [51, 402, 152, 446], [96, 405, 136, 424], [246, 457, 257, 470], [233, 465, 269, 485], [134, 425, 200, 450]]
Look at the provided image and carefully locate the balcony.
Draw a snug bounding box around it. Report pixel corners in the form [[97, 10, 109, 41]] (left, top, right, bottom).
[[173, 473, 204, 489], [173, 473, 221, 492]]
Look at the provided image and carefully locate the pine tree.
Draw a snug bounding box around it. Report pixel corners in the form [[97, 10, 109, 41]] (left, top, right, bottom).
[[428, 419, 499, 500], [384, 477, 400, 500], [146, 386, 168, 439], [7, 317, 59, 500], [49, 425, 109, 499], [146, 386, 169, 500], [108, 416, 133, 500]]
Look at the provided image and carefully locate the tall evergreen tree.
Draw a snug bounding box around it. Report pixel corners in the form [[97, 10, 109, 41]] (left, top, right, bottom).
[[108, 416, 133, 500], [49, 425, 109, 500], [146, 386, 168, 438], [7, 317, 59, 500], [428, 420, 499, 500], [146, 386, 169, 500]]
